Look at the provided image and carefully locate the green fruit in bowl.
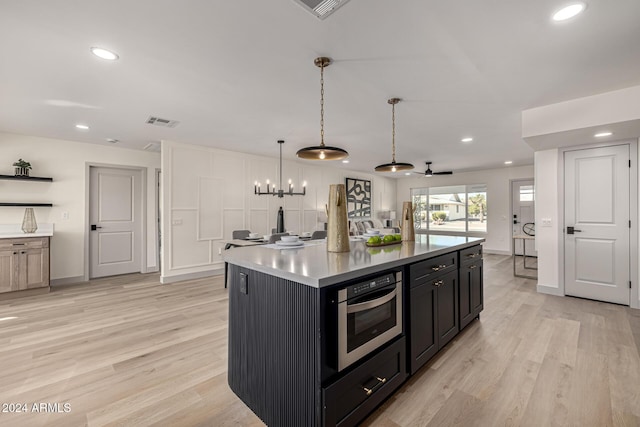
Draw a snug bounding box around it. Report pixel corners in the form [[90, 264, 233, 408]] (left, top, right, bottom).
[[367, 236, 382, 245], [382, 234, 395, 244]]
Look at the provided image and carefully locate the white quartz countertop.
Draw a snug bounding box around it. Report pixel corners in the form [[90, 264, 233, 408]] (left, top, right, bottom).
[[0, 223, 54, 238], [223, 234, 484, 288]]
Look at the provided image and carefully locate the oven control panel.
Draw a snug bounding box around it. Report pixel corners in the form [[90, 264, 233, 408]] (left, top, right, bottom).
[[341, 272, 400, 301]]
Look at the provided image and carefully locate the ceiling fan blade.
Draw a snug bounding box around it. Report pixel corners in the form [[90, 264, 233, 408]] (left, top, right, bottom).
[[433, 171, 453, 175]]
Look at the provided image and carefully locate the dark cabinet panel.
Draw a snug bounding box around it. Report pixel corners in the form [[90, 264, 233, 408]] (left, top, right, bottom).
[[437, 271, 459, 348], [409, 281, 437, 373], [323, 337, 406, 427], [459, 259, 483, 330], [408, 270, 459, 374]]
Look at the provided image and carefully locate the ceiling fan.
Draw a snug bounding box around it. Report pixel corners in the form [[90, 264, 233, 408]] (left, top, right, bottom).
[[415, 161, 453, 177]]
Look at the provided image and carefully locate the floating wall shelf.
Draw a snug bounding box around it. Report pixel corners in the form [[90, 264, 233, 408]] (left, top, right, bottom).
[[0, 203, 53, 207], [0, 174, 53, 182]]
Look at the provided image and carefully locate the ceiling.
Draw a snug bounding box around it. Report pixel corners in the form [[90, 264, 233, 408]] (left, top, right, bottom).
[[1, 0, 639, 176]]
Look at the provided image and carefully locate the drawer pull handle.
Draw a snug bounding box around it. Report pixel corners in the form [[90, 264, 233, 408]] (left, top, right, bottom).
[[21, 251, 26, 254], [434, 280, 444, 287], [431, 264, 447, 271], [469, 265, 477, 269], [363, 376, 387, 396], [12, 243, 26, 246], [467, 253, 480, 258]]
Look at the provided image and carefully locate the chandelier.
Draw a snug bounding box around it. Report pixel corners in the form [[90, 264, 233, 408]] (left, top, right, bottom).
[[254, 140, 306, 197]]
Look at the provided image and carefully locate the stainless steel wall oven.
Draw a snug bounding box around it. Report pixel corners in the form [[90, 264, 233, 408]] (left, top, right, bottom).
[[337, 272, 402, 371]]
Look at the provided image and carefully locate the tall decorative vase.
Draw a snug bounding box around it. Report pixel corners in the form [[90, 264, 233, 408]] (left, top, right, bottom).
[[326, 184, 350, 252], [22, 208, 38, 233], [276, 206, 285, 233], [400, 201, 416, 242]]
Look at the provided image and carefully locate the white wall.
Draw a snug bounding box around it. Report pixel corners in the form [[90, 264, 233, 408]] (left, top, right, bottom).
[[395, 165, 534, 254], [161, 140, 397, 283], [534, 149, 562, 295], [0, 132, 161, 282]]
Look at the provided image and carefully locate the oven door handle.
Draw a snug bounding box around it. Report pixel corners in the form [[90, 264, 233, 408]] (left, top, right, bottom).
[[346, 288, 397, 314]]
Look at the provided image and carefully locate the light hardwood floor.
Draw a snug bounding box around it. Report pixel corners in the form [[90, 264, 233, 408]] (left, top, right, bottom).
[[0, 255, 639, 426]]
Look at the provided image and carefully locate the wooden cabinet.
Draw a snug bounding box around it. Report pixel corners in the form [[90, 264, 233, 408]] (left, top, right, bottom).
[[459, 246, 484, 330], [409, 268, 459, 374], [0, 237, 50, 295]]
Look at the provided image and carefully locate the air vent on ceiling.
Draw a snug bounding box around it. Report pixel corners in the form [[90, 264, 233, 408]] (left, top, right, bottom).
[[143, 142, 161, 152], [292, 0, 352, 20], [146, 116, 180, 128]]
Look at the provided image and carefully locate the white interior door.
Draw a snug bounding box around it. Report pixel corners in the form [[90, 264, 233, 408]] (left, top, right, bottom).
[[90, 167, 142, 278], [512, 179, 536, 256], [564, 144, 630, 305]]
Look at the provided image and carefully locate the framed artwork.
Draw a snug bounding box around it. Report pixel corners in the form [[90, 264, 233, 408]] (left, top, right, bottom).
[[345, 178, 371, 218]]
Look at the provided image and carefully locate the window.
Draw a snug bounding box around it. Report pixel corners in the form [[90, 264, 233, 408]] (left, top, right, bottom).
[[519, 185, 534, 202], [412, 184, 487, 234]]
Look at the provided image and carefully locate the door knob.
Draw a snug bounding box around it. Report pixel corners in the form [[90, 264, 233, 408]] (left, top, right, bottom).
[[91, 224, 103, 231], [566, 226, 582, 234]]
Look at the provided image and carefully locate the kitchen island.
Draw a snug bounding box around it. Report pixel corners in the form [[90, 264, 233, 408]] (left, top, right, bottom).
[[223, 235, 484, 427]]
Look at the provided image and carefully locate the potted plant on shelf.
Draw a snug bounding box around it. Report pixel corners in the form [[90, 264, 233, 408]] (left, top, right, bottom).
[[12, 159, 32, 177]]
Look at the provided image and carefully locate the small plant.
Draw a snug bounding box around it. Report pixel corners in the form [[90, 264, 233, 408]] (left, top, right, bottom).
[[12, 159, 32, 169], [13, 159, 32, 176]]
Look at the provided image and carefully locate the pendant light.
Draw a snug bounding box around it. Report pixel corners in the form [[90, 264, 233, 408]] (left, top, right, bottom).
[[296, 57, 349, 161], [375, 98, 414, 172]]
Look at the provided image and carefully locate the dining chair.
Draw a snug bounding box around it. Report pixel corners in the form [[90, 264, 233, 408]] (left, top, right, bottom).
[[268, 232, 289, 244], [310, 230, 326, 240], [232, 229, 251, 239]]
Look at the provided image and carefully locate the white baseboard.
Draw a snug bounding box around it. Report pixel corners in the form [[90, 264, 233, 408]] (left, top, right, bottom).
[[537, 284, 564, 297], [146, 266, 160, 273], [483, 249, 511, 256], [50, 276, 86, 286], [160, 268, 224, 284]]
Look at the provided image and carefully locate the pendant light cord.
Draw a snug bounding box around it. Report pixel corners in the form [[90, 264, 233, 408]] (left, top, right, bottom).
[[391, 102, 396, 163], [320, 62, 325, 147]]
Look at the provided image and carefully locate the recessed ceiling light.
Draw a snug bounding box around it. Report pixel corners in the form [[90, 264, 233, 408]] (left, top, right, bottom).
[[90, 47, 119, 61], [504, 161, 513, 165], [405, 172, 411, 176], [594, 132, 613, 138], [552, 3, 586, 21], [461, 137, 473, 143], [75, 124, 89, 130], [342, 160, 349, 163], [106, 138, 119, 143]]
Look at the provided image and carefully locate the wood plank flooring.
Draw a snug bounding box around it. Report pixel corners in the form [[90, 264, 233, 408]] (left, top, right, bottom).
[[0, 255, 638, 426]]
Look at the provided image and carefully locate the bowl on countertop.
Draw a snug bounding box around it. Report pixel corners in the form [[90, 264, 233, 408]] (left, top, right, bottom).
[[248, 233, 260, 239], [301, 232, 312, 238], [366, 229, 380, 235], [280, 235, 300, 243]]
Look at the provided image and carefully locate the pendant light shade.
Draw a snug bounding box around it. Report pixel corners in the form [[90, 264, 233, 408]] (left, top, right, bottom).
[[296, 57, 349, 161], [375, 98, 414, 172]]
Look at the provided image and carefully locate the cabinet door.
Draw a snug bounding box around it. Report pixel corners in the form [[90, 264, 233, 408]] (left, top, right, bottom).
[[470, 260, 483, 317], [22, 247, 49, 289], [0, 249, 18, 293], [459, 263, 475, 330], [436, 271, 459, 349], [409, 281, 438, 374]]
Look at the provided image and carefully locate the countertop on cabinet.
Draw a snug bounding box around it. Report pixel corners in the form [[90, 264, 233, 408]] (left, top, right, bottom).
[[0, 223, 54, 238], [223, 234, 484, 288]]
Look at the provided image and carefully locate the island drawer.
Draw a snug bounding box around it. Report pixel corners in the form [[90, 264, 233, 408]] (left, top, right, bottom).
[[409, 252, 457, 287], [323, 337, 407, 427], [459, 245, 482, 265]]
